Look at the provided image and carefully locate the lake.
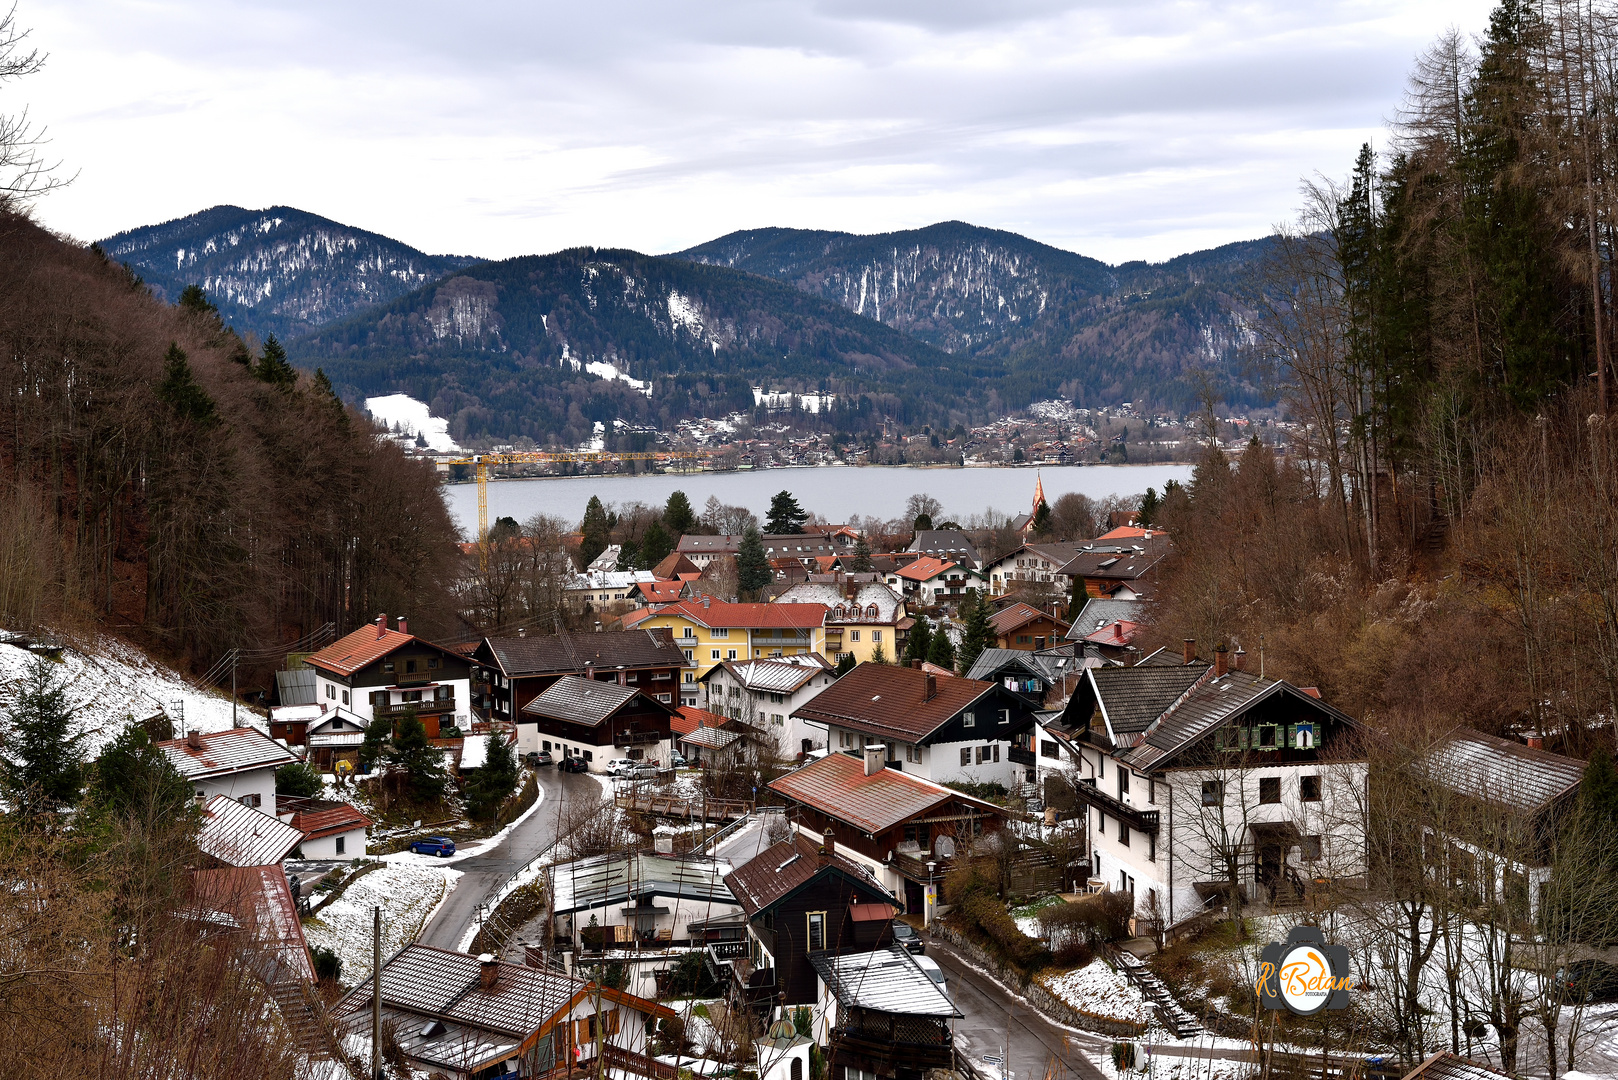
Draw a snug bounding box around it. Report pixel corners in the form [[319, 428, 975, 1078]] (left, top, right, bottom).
[[441, 463, 1192, 537]]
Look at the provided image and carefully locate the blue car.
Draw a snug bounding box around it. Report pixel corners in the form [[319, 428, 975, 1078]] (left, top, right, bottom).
[[409, 837, 456, 857]]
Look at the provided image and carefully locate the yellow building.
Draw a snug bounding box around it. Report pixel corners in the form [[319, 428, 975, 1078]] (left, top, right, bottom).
[[775, 581, 908, 666], [631, 597, 829, 705]]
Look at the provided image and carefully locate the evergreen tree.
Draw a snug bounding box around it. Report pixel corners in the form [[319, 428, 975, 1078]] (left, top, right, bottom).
[[0, 656, 86, 814], [904, 615, 933, 665], [956, 591, 995, 676], [851, 534, 874, 573], [640, 520, 674, 569], [312, 368, 348, 426], [736, 527, 773, 596], [157, 343, 218, 428], [870, 643, 889, 665], [90, 721, 192, 819], [358, 717, 391, 770], [389, 710, 450, 804], [1582, 747, 1618, 831], [466, 734, 521, 821], [926, 628, 956, 671], [765, 490, 808, 534], [1031, 500, 1051, 537], [1069, 573, 1088, 622], [276, 761, 324, 799], [834, 652, 857, 677], [615, 539, 641, 571], [254, 334, 298, 390], [1137, 487, 1160, 527], [913, 513, 933, 532], [579, 496, 612, 568], [489, 516, 522, 542], [663, 491, 697, 536], [177, 284, 218, 318]]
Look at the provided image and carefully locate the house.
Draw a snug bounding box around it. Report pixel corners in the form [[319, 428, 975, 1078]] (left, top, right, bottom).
[[701, 654, 837, 759], [633, 597, 829, 678], [811, 944, 961, 1078], [649, 551, 702, 579], [677, 534, 742, 566], [629, 578, 690, 606], [982, 541, 1094, 596], [669, 704, 744, 765], [267, 701, 326, 745], [907, 529, 981, 568], [721, 829, 899, 1009], [989, 601, 1071, 651], [776, 580, 906, 666], [189, 864, 317, 989], [767, 750, 1009, 911], [517, 674, 676, 770], [304, 614, 473, 739], [887, 556, 982, 607], [1065, 597, 1146, 644], [302, 706, 372, 769], [471, 628, 687, 723], [196, 795, 305, 867], [1056, 542, 1165, 600], [677, 533, 839, 570], [332, 944, 676, 1080], [586, 544, 623, 571], [791, 662, 1040, 788], [563, 569, 658, 612], [1418, 728, 1587, 921], [159, 727, 300, 810], [1054, 643, 1367, 926], [964, 647, 1089, 709], [277, 796, 372, 859]]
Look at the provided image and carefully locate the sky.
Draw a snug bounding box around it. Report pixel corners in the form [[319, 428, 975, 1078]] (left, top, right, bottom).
[[16, 0, 1496, 265]]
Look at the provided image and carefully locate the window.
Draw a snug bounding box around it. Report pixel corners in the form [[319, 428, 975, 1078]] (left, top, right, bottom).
[[846, 1069, 877, 1080], [1097, 811, 1105, 835], [1258, 725, 1278, 748], [727, 650, 738, 660], [1000, 710, 1010, 725], [1119, 823, 1129, 847], [326, 684, 336, 700], [907, 744, 922, 764], [383, 661, 394, 673], [626, 672, 639, 682], [583, 750, 593, 762], [238, 793, 261, 808], [807, 911, 826, 951], [683, 672, 694, 683], [1120, 871, 1134, 895], [1148, 831, 1156, 862], [406, 660, 418, 674], [963, 712, 975, 728], [994, 744, 1000, 762], [1300, 774, 1322, 801], [713, 628, 730, 639], [659, 694, 673, 703], [1041, 740, 1058, 758], [543, 741, 551, 751], [850, 630, 861, 642], [872, 631, 882, 643], [1302, 835, 1323, 861], [792, 1060, 803, 1080], [342, 690, 349, 706], [772, 713, 784, 726], [1202, 780, 1224, 806], [335, 836, 346, 855], [1118, 769, 1130, 803], [712, 650, 721, 660], [1017, 634, 1030, 644], [428, 658, 438, 670], [841, 731, 855, 748], [960, 747, 972, 766], [1259, 777, 1281, 804]]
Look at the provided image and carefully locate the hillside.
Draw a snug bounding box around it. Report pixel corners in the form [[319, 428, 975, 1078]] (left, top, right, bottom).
[[296, 247, 980, 447], [97, 205, 483, 340]]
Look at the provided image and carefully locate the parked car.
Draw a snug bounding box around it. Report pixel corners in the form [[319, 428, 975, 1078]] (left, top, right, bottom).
[[670, 753, 688, 769], [409, 837, 456, 858], [914, 954, 948, 998], [622, 763, 658, 780], [531, 750, 554, 767], [1558, 960, 1618, 1003], [558, 756, 589, 774], [891, 920, 925, 954]]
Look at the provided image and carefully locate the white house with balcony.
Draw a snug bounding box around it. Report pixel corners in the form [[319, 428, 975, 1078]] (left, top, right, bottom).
[[700, 654, 837, 759]]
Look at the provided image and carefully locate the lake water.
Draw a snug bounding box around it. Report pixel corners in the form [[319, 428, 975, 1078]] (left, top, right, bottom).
[[441, 463, 1192, 536]]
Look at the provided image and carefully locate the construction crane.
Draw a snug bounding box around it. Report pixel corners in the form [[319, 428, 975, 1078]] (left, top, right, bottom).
[[440, 451, 700, 569]]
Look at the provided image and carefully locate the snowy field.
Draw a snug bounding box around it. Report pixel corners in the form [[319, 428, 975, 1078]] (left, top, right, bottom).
[[0, 631, 250, 755], [364, 393, 460, 452], [302, 863, 459, 985], [1042, 961, 1151, 1027]]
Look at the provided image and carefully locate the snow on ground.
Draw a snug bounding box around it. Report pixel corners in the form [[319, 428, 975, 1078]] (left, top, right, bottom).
[[583, 360, 653, 396], [0, 631, 248, 755], [364, 393, 460, 452], [303, 863, 459, 984], [1085, 1044, 1247, 1080], [1042, 961, 1151, 1027]]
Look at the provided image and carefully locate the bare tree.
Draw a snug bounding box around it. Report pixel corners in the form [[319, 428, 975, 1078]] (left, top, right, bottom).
[[0, 6, 67, 210]]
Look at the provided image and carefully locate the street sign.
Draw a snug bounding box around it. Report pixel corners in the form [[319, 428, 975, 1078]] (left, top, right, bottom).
[[982, 1056, 1003, 1065]]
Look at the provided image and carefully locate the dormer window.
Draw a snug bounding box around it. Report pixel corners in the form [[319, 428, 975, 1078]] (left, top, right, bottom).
[[384, 661, 395, 674]]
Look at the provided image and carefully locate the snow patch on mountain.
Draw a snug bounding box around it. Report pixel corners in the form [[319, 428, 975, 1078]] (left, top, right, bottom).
[[584, 360, 653, 396], [365, 394, 461, 452]]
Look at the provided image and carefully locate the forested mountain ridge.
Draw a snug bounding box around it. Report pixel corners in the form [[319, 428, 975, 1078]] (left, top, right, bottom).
[[97, 205, 483, 340]]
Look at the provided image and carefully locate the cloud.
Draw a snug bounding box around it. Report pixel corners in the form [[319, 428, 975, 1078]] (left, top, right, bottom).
[[23, 0, 1494, 263]]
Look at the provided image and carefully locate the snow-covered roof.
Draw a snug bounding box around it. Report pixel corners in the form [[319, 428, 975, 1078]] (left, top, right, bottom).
[[809, 945, 961, 1017], [159, 727, 299, 780], [198, 796, 305, 867]]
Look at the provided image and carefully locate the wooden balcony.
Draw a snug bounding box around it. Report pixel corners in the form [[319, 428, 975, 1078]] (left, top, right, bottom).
[[374, 695, 455, 719], [1008, 746, 1036, 766], [1071, 777, 1159, 832]]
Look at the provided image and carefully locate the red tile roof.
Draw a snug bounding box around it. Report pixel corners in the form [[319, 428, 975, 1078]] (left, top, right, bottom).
[[1083, 620, 1139, 646], [191, 865, 316, 982], [672, 705, 727, 737], [649, 598, 826, 629], [1094, 526, 1164, 541], [306, 621, 414, 677], [278, 798, 373, 841], [634, 581, 687, 603], [895, 556, 956, 582], [723, 831, 888, 916], [792, 662, 993, 741], [768, 752, 1004, 835]]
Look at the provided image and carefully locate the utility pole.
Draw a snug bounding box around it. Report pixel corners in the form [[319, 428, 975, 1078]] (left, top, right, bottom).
[[231, 650, 238, 728], [372, 906, 382, 1079]]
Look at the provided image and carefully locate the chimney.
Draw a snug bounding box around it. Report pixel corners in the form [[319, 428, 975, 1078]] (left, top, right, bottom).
[[397, 616, 408, 636], [1526, 733, 1544, 750], [925, 672, 937, 701], [910, 659, 923, 670], [584, 662, 595, 681], [517, 627, 527, 638], [1182, 638, 1196, 666], [1234, 646, 1247, 672], [819, 828, 836, 862], [702, 596, 711, 608], [376, 613, 387, 640], [186, 729, 202, 751], [864, 745, 886, 776], [1214, 644, 1229, 678], [478, 953, 500, 991]]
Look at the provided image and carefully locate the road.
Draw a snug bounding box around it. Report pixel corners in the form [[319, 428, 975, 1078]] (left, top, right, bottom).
[[927, 939, 1107, 1080], [416, 765, 602, 950]]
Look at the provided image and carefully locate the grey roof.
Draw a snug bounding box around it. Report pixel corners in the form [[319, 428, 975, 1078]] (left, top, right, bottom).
[[1089, 662, 1209, 735], [1424, 728, 1586, 816], [809, 945, 962, 1018], [1056, 549, 1163, 581], [197, 796, 305, 867], [704, 655, 833, 693], [1403, 1052, 1515, 1080], [1065, 598, 1145, 641], [907, 530, 981, 565], [548, 852, 736, 915], [966, 647, 1085, 685], [1120, 671, 1362, 770], [681, 726, 744, 750], [159, 727, 300, 780], [482, 629, 685, 678], [520, 675, 641, 726], [275, 668, 317, 706]]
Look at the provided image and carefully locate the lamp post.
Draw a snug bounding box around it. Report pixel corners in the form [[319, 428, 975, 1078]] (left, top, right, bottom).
[[925, 860, 937, 928]]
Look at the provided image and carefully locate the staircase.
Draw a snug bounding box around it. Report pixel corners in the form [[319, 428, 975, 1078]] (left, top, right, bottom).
[[1111, 950, 1206, 1039], [268, 980, 342, 1062]]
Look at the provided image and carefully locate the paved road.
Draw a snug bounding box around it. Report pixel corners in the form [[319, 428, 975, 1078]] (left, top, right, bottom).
[[927, 939, 1106, 1080], [416, 766, 602, 950]]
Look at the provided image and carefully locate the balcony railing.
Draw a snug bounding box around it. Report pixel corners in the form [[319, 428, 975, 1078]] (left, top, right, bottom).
[[1071, 778, 1160, 833], [1008, 746, 1036, 766], [707, 940, 747, 962], [613, 730, 665, 746], [373, 695, 455, 718]]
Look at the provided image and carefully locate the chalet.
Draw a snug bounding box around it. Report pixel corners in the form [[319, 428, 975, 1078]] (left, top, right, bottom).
[[518, 674, 676, 771], [303, 706, 371, 769], [776, 580, 907, 666], [649, 551, 702, 579], [907, 529, 981, 568], [277, 796, 372, 859], [1054, 643, 1367, 926], [1056, 541, 1164, 600], [811, 945, 961, 1080], [988, 601, 1071, 651], [982, 541, 1093, 596], [676, 534, 742, 566], [964, 647, 1089, 709], [721, 830, 898, 1009], [767, 750, 1008, 911], [886, 556, 982, 606], [563, 569, 657, 612], [304, 615, 472, 739], [628, 578, 690, 606], [471, 628, 686, 723], [332, 945, 675, 1080], [792, 662, 1039, 788], [677, 533, 839, 571], [158, 727, 300, 810], [634, 597, 829, 679], [702, 654, 837, 758]]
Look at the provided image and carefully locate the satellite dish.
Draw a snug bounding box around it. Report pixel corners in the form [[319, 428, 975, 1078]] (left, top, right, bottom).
[[934, 836, 957, 858]]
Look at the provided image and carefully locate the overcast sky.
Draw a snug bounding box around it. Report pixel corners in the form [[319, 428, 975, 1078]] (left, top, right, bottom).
[[19, 0, 1493, 264]]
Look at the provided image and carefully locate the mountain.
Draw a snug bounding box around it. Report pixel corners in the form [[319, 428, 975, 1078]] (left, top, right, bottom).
[[672, 222, 1273, 410], [295, 248, 979, 447], [97, 205, 483, 341]]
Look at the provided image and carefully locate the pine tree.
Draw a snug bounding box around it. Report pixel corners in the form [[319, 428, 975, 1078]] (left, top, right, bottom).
[[177, 284, 218, 318], [870, 643, 889, 665], [1137, 487, 1160, 527], [616, 540, 641, 572], [663, 491, 697, 536], [1069, 574, 1088, 621], [254, 334, 298, 390], [834, 652, 857, 676], [905, 615, 933, 665], [956, 591, 995, 676], [737, 527, 773, 596], [1582, 747, 1618, 830], [640, 520, 674, 568], [765, 490, 808, 534], [927, 628, 956, 670], [275, 761, 324, 799], [580, 496, 612, 567], [1031, 500, 1051, 537], [312, 368, 348, 426], [851, 534, 873, 573], [0, 656, 86, 814], [157, 343, 218, 428], [358, 718, 391, 770], [90, 721, 191, 818], [389, 710, 450, 804], [466, 734, 521, 821]]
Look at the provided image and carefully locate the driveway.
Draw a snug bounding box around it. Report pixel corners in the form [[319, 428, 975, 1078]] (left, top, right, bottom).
[[927, 939, 1106, 1080], [415, 766, 601, 950]]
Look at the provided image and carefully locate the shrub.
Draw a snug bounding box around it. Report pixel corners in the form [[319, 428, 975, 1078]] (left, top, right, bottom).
[[1111, 1042, 1138, 1071], [1041, 891, 1132, 947], [962, 894, 1050, 971], [1054, 940, 1095, 969], [275, 761, 324, 799], [942, 862, 996, 906], [311, 945, 342, 983]]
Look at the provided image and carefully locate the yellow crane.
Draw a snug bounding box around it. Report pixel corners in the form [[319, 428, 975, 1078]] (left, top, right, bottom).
[[441, 451, 700, 569]]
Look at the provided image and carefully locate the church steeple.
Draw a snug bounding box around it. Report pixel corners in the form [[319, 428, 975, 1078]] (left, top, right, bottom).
[[1032, 471, 1046, 516]]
